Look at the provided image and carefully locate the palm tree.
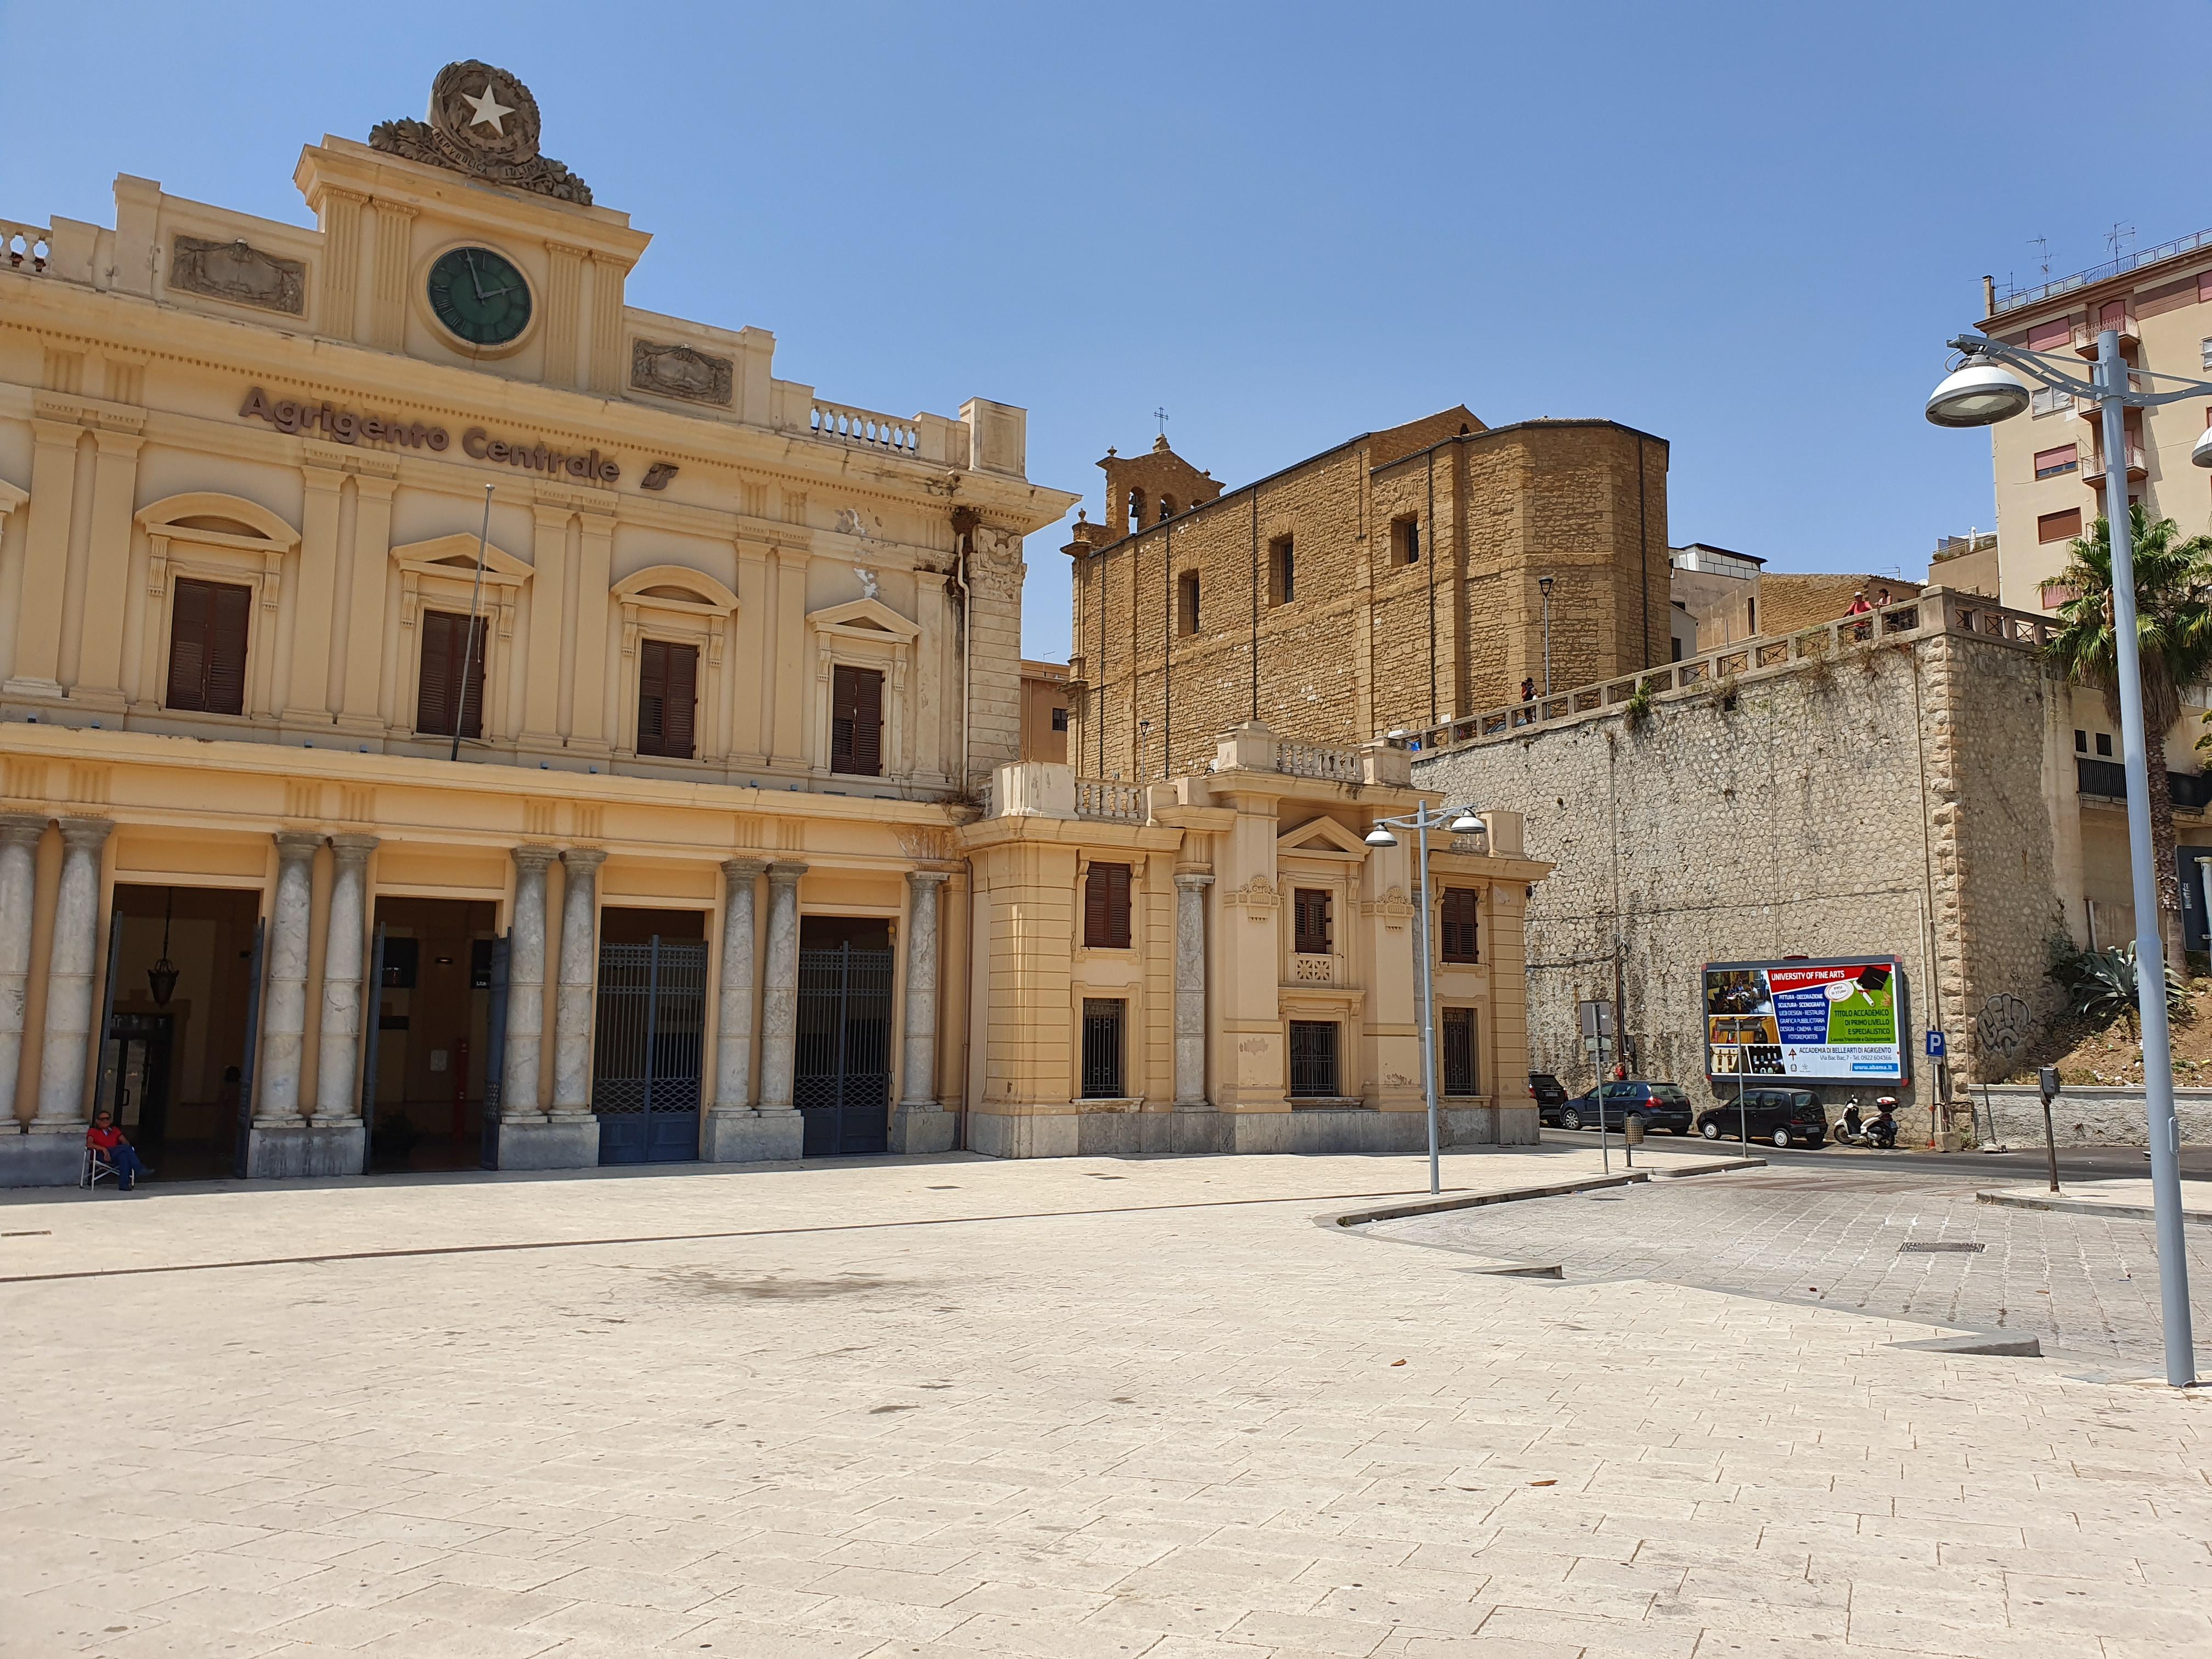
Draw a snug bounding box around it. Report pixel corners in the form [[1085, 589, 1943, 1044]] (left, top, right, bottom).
[[2045, 504, 2212, 967]]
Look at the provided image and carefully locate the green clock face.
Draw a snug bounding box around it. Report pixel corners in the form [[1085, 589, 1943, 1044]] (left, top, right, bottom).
[[426, 246, 532, 347]]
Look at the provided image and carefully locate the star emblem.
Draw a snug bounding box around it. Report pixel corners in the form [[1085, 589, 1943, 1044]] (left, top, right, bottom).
[[461, 82, 515, 135]]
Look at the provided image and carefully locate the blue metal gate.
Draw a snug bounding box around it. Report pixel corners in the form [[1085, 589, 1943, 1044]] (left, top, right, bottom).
[[796, 943, 893, 1156], [593, 937, 707, 1164]]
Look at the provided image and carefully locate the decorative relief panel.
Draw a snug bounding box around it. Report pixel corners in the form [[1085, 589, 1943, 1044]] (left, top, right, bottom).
[[170, 236, 307, 315], [630, 339, 732, 406], [1290, 954, 1335, 984]]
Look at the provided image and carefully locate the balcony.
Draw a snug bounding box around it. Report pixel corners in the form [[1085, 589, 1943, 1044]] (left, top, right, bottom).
[[2075, 312, 2140, 356], [2082, 443, 2147, 490], [2078, 757, 2212, 812]]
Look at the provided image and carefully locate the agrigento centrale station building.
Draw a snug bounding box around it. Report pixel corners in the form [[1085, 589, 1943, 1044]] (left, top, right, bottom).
[[0, 63, 1546, 1186]]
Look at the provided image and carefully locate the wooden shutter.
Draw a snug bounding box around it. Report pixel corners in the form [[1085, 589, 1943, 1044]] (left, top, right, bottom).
[[167, 577, 249, 715], [2027, 317, 2073, 351], [662, 642, 697, 760], [417, 612, 486, 739], [637, 639, 669, 755], [1440, 888, 1479, 962], [1084, 862, 1131, 950], [2038, 507, 2083, 544], [1293, 888, 1330, 955], [832, 664, 884, 776]]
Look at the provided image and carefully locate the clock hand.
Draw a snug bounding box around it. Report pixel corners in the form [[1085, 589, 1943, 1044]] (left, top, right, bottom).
[[463, 251, 487, 301]]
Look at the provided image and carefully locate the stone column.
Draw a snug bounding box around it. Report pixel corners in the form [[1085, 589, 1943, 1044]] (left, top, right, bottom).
[[702, 857, 798, 1161], [251, 833, 320, 1128], [1172, 873, 1217, 1147], [0, 816, 46, 1125], [551, 849, 606, 1118], [890, 871, 953, 1154], [758, 862, 806, 1112], [313, 836, 377, 1120], [32, 819, 110, 1127], [712, 858, 765, 1111], [501, 846, 555, 1121]]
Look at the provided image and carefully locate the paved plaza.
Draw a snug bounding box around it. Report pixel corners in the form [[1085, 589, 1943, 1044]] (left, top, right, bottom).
[[1373, 1163, 2212, 1375], [3, 1145, 2210, 1659]]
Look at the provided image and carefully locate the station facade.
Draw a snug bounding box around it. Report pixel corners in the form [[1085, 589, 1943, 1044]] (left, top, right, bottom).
[[0, 63, 1545, 1185]]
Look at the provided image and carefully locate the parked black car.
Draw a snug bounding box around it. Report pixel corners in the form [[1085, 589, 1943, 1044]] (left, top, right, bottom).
[[1696, 1087, 1830, 1148], [1527, 1073, 1568, 1113], [1544, 1081, 1696, 1135]]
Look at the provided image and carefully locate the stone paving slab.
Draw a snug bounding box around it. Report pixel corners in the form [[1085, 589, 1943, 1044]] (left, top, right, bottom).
[[3, 1153, 2209, 1659], [1976, 1176, 2212, 1226]]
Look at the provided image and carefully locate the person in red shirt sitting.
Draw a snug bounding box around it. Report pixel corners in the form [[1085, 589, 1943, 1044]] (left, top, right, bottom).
[[84, 1109, 148, 1192]]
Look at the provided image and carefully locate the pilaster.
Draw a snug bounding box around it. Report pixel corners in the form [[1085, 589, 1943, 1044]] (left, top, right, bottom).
[[338, 475, 396, 732], [5, 420, 81, 699], [366, 201, 417, 352], [543, 242, 586, 389], [284, 466, 346, 725], [71, 431, 143, 711], [315, 186, 366, 342]]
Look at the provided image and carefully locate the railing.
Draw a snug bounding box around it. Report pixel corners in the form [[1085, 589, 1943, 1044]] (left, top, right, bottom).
[[1991, 225, 2212, 317], [1, 220, 51, 274], [2084, 444, 2147, 483], [1276, 741, 1363, 783], [1401, 592, 2062, 758], [809, 399, 919, 457], [2078, 756, 2212, 812], [1075, 778, 1144, 822]]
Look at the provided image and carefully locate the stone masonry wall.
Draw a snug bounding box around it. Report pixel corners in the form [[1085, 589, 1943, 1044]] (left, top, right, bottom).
[[1070, 420, 1671, 784], [1414, 623, 2072, 1117]]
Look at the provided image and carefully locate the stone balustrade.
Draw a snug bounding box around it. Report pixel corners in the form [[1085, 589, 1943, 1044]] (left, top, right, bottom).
[[809, 399, 919, 457], [1276, 741, 1363, 783], [1401, 588, 2055, 757], [2, 220, 51, 274], [1075, 778, 1144, 822]]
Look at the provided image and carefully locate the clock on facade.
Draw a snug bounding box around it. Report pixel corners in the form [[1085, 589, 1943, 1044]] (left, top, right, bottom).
[[425, 246, 532, 346]]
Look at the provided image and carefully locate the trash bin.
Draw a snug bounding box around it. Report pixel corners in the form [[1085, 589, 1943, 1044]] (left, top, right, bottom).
[[1623, 1115, 1646, 1147]]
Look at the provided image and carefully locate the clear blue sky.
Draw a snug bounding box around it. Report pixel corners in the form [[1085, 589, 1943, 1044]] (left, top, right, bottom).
[[7, 2, 2210, 663]]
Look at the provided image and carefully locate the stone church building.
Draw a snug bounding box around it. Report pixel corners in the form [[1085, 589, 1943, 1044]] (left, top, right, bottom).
[[1064, 411, 1672, 782], [0, 61, 1547, 1186]]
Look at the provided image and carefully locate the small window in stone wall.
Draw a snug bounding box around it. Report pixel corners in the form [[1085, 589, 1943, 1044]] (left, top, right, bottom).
[[1177, 570, 1200, 636], [2096, 732, 2113, 757], [1392, 515, 1421, 566], [1051, 706, 1069, 732], [2075, 729, 2087, 753], [1268, 535, 1296, 605]]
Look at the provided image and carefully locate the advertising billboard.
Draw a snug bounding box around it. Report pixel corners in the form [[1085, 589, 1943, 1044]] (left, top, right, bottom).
[[1702, 956, 1909, 1085]]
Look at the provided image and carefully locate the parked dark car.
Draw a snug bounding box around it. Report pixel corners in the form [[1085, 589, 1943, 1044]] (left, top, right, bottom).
[[1697, 1087, 1830, 1148], [1545, 1081, 1695, 1135], [1527, 1073, 1568, 1113]]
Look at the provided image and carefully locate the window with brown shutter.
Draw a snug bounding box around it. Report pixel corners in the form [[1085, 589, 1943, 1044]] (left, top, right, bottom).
[[1083, 861, 1132, 950], [165, 577, 251, 715], [415, 610, 487, 740], [831, 663, 884, 776], [1293, 887, 1331, 955], [636, 638, 699, 759], [2038, 507, 2083, 544], [1440, 888, 1479, 963]]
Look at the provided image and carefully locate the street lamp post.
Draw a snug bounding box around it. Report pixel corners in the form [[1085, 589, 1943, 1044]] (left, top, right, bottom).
[[1538, 574, 1555, 696], [1366, 800, 1486, 1196], [1927, 328, 2203, 1389]]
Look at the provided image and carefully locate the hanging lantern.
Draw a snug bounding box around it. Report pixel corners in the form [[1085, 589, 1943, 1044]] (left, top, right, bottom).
[[147, 888, 179, 1007]]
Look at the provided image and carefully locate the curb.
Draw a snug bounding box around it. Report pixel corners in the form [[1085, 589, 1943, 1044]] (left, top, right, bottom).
[[1977, 1188, 2212, 1227], [1329, 1158, 1764, 1227]]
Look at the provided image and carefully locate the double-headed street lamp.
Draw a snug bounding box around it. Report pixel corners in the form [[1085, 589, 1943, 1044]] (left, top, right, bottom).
[[1365, 799, 1486, 1197], [1927, 326, 2203, 1389]]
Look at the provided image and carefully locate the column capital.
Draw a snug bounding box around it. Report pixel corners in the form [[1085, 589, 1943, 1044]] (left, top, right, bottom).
[[561, 847, 608, 873], [58, 817, 113, 854], [1174, 872, 1216, 890], [721, 856, 770, 881], [512, 844, 559, 873], [330, 833, 379, 863], [273, 830, 322, 860], [0, 814, 48, 847], [906, 868, 954, 889], [766, 861, 809, 887]]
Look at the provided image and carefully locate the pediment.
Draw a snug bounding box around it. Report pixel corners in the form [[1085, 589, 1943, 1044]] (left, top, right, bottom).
[[392, 532, 531, 586], [612, 563, 739, 614], [1277, 815, 1372, 858], [137, 491, 298, 550], [807, 596, 920, 641]]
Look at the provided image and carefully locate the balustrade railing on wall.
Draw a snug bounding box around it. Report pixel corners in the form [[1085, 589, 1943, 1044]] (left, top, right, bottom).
[[1403, 592, 2059, 758], [1075, 778, 1144, 822], [2, 221, 51, 274], [809, 400, 919, 457], [1276, 741, 1363, 783]]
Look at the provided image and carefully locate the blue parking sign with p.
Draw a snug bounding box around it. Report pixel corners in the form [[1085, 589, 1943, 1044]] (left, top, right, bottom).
[[1925, 1030, 1945, 1059]]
